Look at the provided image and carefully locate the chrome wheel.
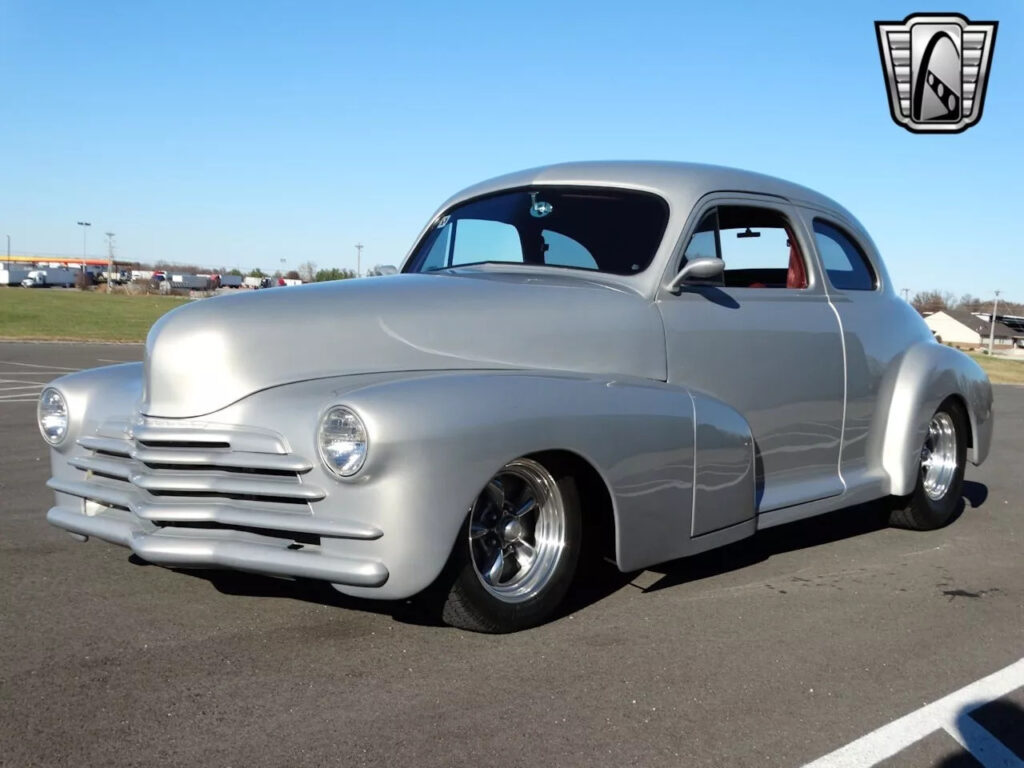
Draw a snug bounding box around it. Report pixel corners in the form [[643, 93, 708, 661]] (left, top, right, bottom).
[[921, 412, 958, 501], [468, 458, 567, 604]]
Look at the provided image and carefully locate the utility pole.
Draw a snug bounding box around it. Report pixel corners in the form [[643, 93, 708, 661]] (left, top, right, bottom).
[[77, 221, 91, 261], [987, 290, 1001, 356], [5, 234, 9, 268], [354, 243, 363, 278], [900, 288, 911, 302], [105, 232, 116, 293]]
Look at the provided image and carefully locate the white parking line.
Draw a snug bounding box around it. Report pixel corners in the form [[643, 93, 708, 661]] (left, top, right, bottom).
[[0, 360, 80, 372], [0, 361, 81, 371], [0, 388, 44, 397], [0, 361, 81, 404], [0, 370, 69, 376], [804, 657, 1024, 767]]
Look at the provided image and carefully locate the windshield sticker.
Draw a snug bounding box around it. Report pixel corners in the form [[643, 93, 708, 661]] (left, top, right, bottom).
[[529, 192, 553, 218]]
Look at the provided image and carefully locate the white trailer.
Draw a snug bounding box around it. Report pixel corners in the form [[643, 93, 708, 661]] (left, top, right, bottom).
[[0, 266, 31, 285], [20, 267, 76, 287]]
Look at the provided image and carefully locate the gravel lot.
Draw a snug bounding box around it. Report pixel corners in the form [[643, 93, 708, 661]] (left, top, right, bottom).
[[1, 341, 1021, 767]]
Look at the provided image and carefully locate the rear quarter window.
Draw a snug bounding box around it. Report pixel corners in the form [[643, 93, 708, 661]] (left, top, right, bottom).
[[812, 219, 878, 291]]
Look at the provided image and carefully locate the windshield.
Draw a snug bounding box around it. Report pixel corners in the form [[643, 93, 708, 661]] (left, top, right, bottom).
[[403, 186, 669, 276]]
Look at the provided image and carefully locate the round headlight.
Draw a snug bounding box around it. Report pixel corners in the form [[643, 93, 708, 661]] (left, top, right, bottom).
[[317, 406, 368, 478], [38, 387, 69, 445]]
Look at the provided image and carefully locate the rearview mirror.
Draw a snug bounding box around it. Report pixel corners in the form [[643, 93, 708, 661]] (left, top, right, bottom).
[[667, 257, 725, 294]]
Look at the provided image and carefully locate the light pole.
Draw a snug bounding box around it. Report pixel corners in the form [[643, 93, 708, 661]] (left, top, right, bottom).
[[355, 243, 363, 277], [5, 234, 9, 268], [77, 221, 91, 262], [987, 290, 1001, 356], [105, 232, 115, 293]]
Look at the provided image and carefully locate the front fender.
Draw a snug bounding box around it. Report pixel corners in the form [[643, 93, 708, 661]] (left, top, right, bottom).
[[43, 362, 143, 458], [207, 370, 701, 597], [876, 342, 993, 496], [337, 371, 700, 585]]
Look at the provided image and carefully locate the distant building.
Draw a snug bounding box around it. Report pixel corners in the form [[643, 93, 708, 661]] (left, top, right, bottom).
[[924, 310, 1021, 348], [973, 312, 1024, 336]]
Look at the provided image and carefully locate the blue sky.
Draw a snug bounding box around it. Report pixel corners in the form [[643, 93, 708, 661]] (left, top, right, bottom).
[[1, 0, 1020, 299]]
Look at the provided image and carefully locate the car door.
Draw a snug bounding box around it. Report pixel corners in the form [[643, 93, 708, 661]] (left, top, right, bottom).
[[657, 193, 845, 534], [796, 208, 923, 492]]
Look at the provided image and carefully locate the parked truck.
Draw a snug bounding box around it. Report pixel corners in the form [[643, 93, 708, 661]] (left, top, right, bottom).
[[219, 274, 244, 288], [20, 268, 76, 288], [170, 274, 213, 290]]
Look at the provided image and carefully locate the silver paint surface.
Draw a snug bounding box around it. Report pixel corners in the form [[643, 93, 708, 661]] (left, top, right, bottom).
[[42, 161, 994, 599]]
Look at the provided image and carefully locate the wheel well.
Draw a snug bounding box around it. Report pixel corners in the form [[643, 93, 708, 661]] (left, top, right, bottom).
[[529, 450, 617, 565], [944, 394, 973, 449]]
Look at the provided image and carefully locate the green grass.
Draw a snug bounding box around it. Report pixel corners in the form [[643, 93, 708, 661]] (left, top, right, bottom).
[[968, 352, 1024, 385], [0, 288, 190, 342]]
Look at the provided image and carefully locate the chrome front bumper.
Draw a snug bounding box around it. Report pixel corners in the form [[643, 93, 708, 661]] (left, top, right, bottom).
[[47, 504, 388, 587], [47, 416, 389, 588]]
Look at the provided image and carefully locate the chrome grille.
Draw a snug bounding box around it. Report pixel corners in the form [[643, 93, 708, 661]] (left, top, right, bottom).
[[68, 419, 324, 507], [44, 418, 388, 542]]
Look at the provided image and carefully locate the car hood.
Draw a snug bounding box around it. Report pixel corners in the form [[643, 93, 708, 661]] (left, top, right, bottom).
[[142, 271, 666, 418]]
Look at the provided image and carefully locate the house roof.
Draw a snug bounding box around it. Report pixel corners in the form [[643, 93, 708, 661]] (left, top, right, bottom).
[[938, 309, 1019, 337]]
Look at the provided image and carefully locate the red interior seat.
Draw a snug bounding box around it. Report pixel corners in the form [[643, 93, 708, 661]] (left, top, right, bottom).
[[787, 236, 807, 289]]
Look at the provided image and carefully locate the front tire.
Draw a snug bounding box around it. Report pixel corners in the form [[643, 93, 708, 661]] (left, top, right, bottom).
[[442, 457, 581, 633], [889, 398, 967, 531]]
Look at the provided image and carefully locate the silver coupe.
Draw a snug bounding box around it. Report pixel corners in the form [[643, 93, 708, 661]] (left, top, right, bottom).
[[38, 162, 994, 632]]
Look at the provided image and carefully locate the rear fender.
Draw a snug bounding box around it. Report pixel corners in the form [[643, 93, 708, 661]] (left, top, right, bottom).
[[874, 342, 993, 496]]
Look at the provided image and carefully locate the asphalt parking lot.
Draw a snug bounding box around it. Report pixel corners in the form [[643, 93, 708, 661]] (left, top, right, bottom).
[[1, 340, 1021, 768]]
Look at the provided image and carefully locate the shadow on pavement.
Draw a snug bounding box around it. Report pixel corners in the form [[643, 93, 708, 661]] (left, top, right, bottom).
[[640, 499, 891, 594], [129, 554, 447, 627], [962, 480, 988, 509], [952, 697, 1024, 764], [640, 481, 988, 595], [128, 482, 989, 628]]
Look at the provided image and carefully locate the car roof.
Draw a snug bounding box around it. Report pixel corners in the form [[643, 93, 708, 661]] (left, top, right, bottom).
[[408, 161, 887, 299], [441, 161, 858, 223]]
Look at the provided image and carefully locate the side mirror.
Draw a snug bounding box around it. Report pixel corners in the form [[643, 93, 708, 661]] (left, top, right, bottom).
[[375, 265, 399, 276], [667, 258, 725, 294]]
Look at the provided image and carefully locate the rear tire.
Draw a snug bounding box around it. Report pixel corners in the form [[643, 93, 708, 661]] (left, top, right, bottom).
[[442, 457, 581, 633], [889, 398, 967, 531]]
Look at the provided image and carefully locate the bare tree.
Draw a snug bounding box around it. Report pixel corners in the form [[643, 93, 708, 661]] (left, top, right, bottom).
[[911, 290, 954, 314], [297, 260, 317, 283], [957, 294, 982, 312]]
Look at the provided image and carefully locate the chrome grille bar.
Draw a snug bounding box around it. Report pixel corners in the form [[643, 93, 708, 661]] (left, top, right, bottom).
[[129, 471, 325, 501], [133, 502, 381, 539], [68, 455, 134, 481], [131, 448, 313, 473], [77, 436, 133, 457]]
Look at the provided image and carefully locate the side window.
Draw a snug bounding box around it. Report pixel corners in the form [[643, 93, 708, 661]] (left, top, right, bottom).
[[419, 222, 452, 271], [683, 205, 807, 289], [542, 230, 598, 270], [812, 220, 878, 291], [450, 219, 524, 266], [683, 211, 719, 261]]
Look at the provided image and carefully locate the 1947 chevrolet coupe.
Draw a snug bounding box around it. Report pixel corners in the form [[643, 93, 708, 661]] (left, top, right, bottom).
[[38, 162, 993, 632]]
